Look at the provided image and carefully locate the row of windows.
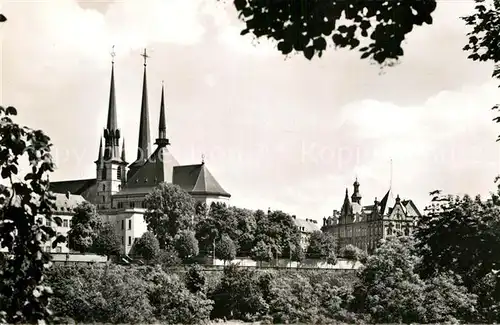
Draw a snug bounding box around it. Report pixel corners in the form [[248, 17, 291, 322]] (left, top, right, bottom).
[[38, 218, 72, 228]]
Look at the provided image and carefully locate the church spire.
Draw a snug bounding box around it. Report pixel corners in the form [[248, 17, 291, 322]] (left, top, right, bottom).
[[107, 58, 117, 131], [103, 46, 121, 160], [137, 48, 151, 161], [155, 81, 170, 147]]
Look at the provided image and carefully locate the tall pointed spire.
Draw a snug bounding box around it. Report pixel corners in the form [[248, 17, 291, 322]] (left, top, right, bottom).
[[155, 81, 170, 147], [107, 47, 117, 131], [137, 48, 151, 161], [103, 46, 121, 161]]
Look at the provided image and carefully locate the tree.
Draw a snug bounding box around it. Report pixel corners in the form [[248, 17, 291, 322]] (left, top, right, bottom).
[[353, 236, 477, 324], [290, 242, 305, 264], [415, 192, 500, 288], [91, 221, 121, 258], [67, 201, 102, 253], [185, 264, 206, 294], [143, 183, 196, 248], [0, 105, 62, 323], [129, 231, 160, 262], [227, 0, 437, 62], [174, 230, 199, 260], [340, 244, 368, 264], [250, 240, 273, 265], [215, 234, 237, 264], [306, 231, 336, 261]]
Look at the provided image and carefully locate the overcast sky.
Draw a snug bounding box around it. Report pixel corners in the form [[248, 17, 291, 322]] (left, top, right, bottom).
[[1, 0, 499, 219]]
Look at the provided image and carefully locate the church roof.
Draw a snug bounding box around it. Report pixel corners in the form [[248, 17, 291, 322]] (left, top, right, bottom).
[[49, 178, 97, 202], [173, 164, 231, 197], [125, 146, 179, 189], [379, 188, 396, 216]]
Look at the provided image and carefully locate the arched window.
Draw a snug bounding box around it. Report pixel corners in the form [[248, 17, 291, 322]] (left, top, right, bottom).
[[117, 167, 121, 180]]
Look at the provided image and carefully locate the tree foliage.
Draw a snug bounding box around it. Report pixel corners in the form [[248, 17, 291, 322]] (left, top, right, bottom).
[[340, 244, 368, 263], [174, 230, 199, 260], [67, 201, 102, 253], [143, 183, 195, 248], [91, 221, 121, 258], [0, 105, 60, 323], [130, 231, 160, 262], [227, 0, 436, 62], [306, 230, 336, 261], [215, 234, 237, 263]]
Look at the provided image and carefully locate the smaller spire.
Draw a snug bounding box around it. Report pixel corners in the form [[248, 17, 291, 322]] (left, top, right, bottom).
[[121, 138, 126, 162], [97, 138, 103, 161], [155, 81, 170, 147]]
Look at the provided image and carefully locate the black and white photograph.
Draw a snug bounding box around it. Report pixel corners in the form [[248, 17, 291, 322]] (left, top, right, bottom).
[[0, 0, 499, 324]]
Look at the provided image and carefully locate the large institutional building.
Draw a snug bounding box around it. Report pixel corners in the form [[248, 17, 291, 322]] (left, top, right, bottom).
[[321, 178, 422, 253], [49, 53, 231, 254]]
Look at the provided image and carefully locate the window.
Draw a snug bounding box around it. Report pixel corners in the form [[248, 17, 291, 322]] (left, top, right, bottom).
[[69, 220, 72, 227], [128, 220, 131, 230], [103, 184, 106, 191], [117, 168, 121, 180], [45, 219, 51, 227], [102, 167, 106, 180], [63, 219, 69, 228], [55, 247, 62, 253], [121, 220, 124, 230], [128, 236, 132, 246], [121, 236, 124, 245], [130, 202, 135, 209], [117, 202, 123, 209]]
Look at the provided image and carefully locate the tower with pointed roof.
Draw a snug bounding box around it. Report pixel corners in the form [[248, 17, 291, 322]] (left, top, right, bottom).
[[95, 54, 128, 210], [351, 177, 362, 204]]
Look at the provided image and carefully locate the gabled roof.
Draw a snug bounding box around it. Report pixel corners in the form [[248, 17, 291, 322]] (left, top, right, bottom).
[[173, 164, 230, 197], [52, 193, 86, 213]]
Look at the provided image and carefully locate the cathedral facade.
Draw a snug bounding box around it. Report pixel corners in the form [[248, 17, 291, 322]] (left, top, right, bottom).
[[49, 54, 231, 254], [321, 178, 421, 253]]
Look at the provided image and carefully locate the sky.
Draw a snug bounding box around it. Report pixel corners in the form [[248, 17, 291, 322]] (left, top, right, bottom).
[[1, 0, 500, 220]]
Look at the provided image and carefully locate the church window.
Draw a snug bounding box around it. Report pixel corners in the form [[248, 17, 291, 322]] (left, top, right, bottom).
[[102, 184, 106, 191], [128, 220, 131, 230], [117, 168, 121, 180], [102, 167, 106, 180]]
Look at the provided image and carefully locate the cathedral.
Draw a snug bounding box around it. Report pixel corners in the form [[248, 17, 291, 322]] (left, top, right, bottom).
[[321, 178, 421, 253], [49, 50, 231, 254]]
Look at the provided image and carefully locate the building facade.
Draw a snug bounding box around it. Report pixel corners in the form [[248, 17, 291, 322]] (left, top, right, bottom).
[[321, 178, 421, 253], [49, 54, 231, 254], [292, 217, 320, 249]]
